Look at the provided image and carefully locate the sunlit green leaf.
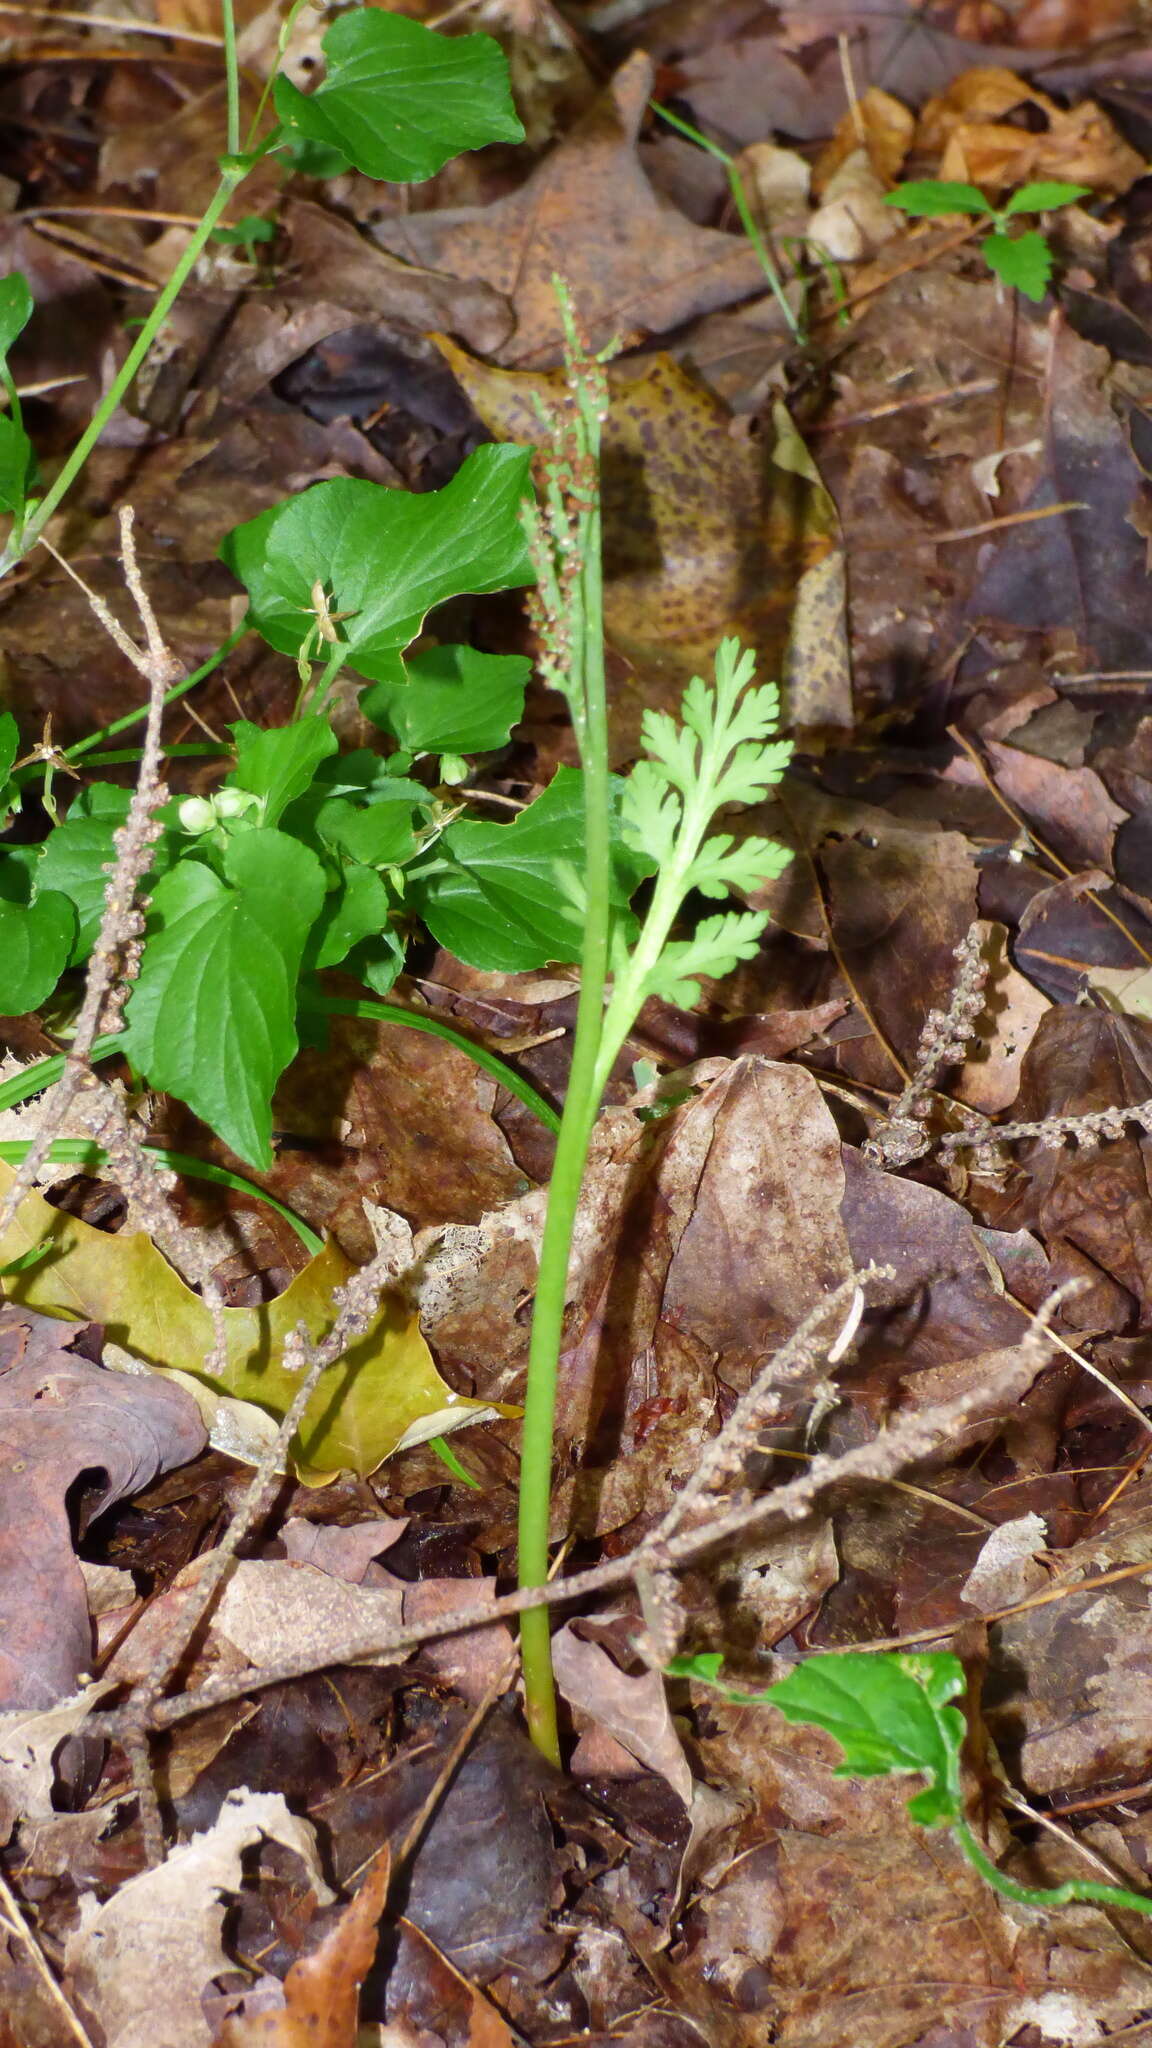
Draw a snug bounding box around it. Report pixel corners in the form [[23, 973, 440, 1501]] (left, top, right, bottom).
[[35, 785, 136, 964], [272, 8, 524, 184], [310, 863, 392, 970], [767, 1652, 967, 1828], [884, 180, 992, 217], [0, 890, 75, 1013], [412, 766, 643, 971], [0, 272, 34, 357], [122, 830, 326, 1166], [220, 446, 534, 684], [315, 785, 424, 868], [1002, 181, 1089, 216], [360, 644, 531, 755], [229, 715, 338, 826], [0, 413, 36, 516], [982, 229, 1052, 302]]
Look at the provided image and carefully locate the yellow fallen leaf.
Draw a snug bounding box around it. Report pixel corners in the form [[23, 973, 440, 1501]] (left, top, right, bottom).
[[0, 1163, 504, 1483]]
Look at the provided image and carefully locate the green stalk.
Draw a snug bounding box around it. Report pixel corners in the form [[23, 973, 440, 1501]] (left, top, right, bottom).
[[650, 101, 803, 345], [220, 0, 241, 158], [0, 0, 251, 575], [953, 1818, 1152, 1919], [3, 163, 247, 574], [55, 625, 249, 768], [517, 299, 611, 1764], [306, 994, 560, 1135]]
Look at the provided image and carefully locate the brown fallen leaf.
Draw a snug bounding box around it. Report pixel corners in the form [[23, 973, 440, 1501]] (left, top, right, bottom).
[[552, 1621, 694, 1804], [64, 1789, 333, 2048], [212, 1846, 390, 2047], [917, 66, 1145, 195], [0, 1305, 206, 1711], [387, 1919, 521, 2048], [277, 200, 515, 363], [435, 340, 843, 746], [985, 1462, 1152, 1797], [819, 825, 981, 1092], [991, 1005, 1152, 1329], [976, 739, 1127, 874], [813, 87, 916, 193], [954, 920, 1050, 1115], [684, 1679, 1152, 2046], [371, 52, 767, 367]]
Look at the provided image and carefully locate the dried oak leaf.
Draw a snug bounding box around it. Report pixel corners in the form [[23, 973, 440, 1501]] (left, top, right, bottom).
[[65, 1789, 332, 2048], [0, 1305, 206, 1712], [371, 52, 767, 366]]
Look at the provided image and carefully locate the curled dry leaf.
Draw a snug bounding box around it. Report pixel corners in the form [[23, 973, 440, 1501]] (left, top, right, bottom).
[[64, 1790, 333, 2048], [0, 1683, 115, 1841], [915, 65, 1145, 196], [212, 1846, 391, 2047], [0, 1305, 206, 1712]]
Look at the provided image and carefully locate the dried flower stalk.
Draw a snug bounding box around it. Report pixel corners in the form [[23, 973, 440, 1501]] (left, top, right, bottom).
[[866, 924, 989, 1169]]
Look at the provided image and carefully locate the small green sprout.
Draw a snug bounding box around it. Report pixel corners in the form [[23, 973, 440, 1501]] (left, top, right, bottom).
[[209, 213, 277, 267], [884, 178, 1090, 301]]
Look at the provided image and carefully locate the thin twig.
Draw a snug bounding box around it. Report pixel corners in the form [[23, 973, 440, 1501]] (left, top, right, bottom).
[[866, 925, 990, 1168], [657, 1269, 888, 1541], [108, 1235, 410, 1858], [0, 512, 175, 1244], [86, 1289, 1063, 1741], [0, 1868, 99, 2048]]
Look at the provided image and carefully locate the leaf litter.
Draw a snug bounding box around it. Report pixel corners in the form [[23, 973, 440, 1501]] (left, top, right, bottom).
[[10, 0, 1152, 2043]]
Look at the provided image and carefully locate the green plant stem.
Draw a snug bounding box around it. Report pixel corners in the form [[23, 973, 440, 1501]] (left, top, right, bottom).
[[953, 1818, 1152, 1918], [0, 1001, 560, 1137], [651, 101, 803, 344], [298, 643, 349, 720], [2, 163, 247, 573], [0, 1137, 322, 1253], [518, 364, 611, 1766], [57, 624, 249, 767], [220, 0, 241, 157], [307, 995, 561, 1135], [0, 1040, 122, 1116]]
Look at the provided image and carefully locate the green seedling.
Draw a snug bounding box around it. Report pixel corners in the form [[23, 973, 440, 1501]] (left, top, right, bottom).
[[651, 101, 804, 342], [884, 178, 1090, 301], [672, 1649, 1152, 1918], [209, 213, 277, 268]]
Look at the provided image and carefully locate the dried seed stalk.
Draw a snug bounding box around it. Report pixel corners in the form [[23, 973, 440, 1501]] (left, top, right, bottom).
[[865, 924, 989, 1168]]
